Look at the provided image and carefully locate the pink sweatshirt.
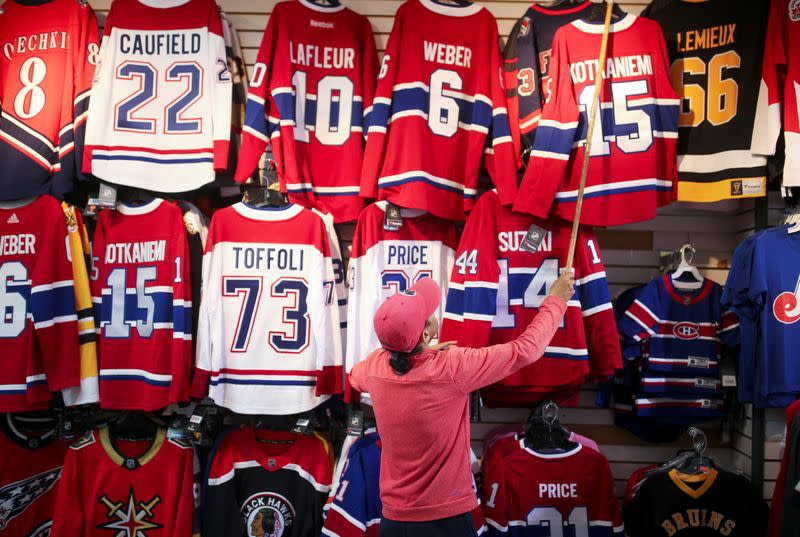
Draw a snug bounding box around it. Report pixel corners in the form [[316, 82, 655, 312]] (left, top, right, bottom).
[[348, 295, 568, 522]]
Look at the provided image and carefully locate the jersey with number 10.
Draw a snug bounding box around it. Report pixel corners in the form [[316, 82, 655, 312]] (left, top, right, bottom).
[[440, 190, 621, 405], [83, 0, 232, 192], [360, 0, 518, 221], [235, 0, 378, 223], [194, 203, 343, 415], [91, 199, 192, 410], [513, 14, 679, 226]]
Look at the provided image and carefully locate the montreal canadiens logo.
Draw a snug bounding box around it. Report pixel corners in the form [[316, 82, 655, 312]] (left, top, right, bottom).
[[773, 276, 800, 324], [241, 492, 295, 537], [673, 322, 700, 340], [790, 0, 800, 22]]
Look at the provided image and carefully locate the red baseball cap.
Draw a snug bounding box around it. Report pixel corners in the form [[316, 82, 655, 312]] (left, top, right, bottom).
[[373, 277, 441, 352]]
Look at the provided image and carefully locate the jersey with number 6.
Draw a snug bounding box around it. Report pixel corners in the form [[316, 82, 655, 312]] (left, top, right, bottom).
[[513, 14, 679, 226], [90, 199, 192, 410], [235, 0, 378, 223], [0, 0, 99, 200], [482, 441, 624, 537], [440, 190, 621, 406], [82, 0, 232, 192], [193, 203, 344, 415], [360, 0, 518, 221]]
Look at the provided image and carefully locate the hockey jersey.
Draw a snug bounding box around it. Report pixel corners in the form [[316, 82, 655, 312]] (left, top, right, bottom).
[[643, 0, 770, 202], [51, 427, 194, 537], [193, 202, 344, 415], [482, 441, 624, 537], [235, 0, 378, 223], [625, 468, 768, 537], [440, 190, 621, 406], [513, 14, 680, 227], [618, 275, 738, 421], [503, 0, 593, 154], [752, 0, 800, 191], [0, 0, 98, 201], [90, 199, 193, 411], [345, 201, 456, 392], [0, 195, 80, 412], [82, 0, 232, 192], [0, 415, 68, 536], [204, 426, 332, 537], [360, 0, 517, 221]]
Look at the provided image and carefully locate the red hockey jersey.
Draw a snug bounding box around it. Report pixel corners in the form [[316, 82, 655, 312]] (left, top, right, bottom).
[[0, 415, 69, 536], [482, 441, 624, 537], [0, 0, 98, 201], [513, 14, 679, 226], [360, 0, 517, 221], [0, 195, 80, 412], [90, 199, 192, 411], [752, 0, 800, 190], [235, 0, 378, 223], [440, 190, 621, 405], [193, 203, 344, 415], [51, 427, 194, 537]]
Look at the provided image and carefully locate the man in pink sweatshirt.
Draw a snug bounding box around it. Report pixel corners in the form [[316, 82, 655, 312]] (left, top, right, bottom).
[[349, 271, 574, 536]]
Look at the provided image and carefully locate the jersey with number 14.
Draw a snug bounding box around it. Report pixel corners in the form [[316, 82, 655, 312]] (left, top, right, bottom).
[[440, 190, 621, 403]]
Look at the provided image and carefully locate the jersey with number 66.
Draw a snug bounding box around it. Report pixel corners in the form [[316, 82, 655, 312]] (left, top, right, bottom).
[[82, 0, 232, 193], [235, 0, 378, 224], [90, 199, 193, 410], [0, 0, 99, 200], [440, 190, 621, 405], [193, 203, 344, 415], [513, 14, 679, 226]]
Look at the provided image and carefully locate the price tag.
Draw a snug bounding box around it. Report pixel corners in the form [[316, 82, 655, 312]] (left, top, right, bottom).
[[520, 224, 548, 253], [383, 203, 403, 231]]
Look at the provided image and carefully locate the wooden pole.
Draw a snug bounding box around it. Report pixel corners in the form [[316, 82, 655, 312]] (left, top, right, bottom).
[[565, 0, 616, 271]]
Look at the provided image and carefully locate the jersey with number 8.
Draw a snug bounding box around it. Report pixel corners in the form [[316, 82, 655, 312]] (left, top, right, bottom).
[[440, 190, 621, 406], [90, 199, 193, 410]]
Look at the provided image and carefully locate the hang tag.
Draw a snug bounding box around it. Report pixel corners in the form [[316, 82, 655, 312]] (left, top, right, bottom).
[[695, 378, 718, 388], [98, 183, 118, 208], [290, 417, 313, 435], [687, 356, 711, 369], [384, 203, 403, 231], [346, 410, 364, 437], [167, 415, 190, 441], [520, 224, 548, 253], [720, 355, 737, 387]]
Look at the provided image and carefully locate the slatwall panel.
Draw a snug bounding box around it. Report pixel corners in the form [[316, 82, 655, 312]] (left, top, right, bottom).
[[82, 0, 773, 500]]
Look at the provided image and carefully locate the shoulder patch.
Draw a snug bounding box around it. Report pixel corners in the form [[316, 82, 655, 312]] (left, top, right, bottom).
[[518, 17, 531, 38], [70, 431, 96, 450], [791, 0, 800, 22]]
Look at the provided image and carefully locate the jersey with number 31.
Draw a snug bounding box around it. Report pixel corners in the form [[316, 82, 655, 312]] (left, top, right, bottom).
[[440, 190, 621, 401]]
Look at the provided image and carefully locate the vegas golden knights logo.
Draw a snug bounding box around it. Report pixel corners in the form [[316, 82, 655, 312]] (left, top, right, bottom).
[[97, 487, 162, 536], [661, 509, 736, 536], [241, 492, 295, 537]]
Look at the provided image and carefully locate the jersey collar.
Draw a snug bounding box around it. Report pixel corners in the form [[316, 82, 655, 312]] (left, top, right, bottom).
[[297, 0, 345, 13], [572, 12, 636, 34], [419, 0, 482, 18], [1, 414, 56, 450], [234, 202, 304, 221], [668, 468, 718, 500], [663, 274, 712, 305], [0, 196, 37, 209], [248, 428, 305, 471], [376, 200, 427, 219], [116, 198, 163, 216], [99, 427, 166, 469], [531, 0, 591, 15], [519, 437, 583, 459]]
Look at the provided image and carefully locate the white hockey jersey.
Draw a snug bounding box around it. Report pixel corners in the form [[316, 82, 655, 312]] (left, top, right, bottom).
[[83, 0, 232, 192], [192, 202, 343, 415]]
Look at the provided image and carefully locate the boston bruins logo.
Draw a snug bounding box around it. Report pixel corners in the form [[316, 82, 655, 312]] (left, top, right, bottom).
[[241, 492, 295, 537]]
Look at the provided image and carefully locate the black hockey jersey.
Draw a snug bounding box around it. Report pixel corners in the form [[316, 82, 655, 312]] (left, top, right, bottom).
[[625, 468, 767, 536], [203, 426, 332, 537], [643, 0, 770, 202]]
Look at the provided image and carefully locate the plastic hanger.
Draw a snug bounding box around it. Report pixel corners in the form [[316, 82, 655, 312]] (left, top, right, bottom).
[[523, 401, 579, 453], [242, 160, 288, 208], [586, 1, 625, 22], [646, 427, 715, 478], [671, 244, 704, 291], [784, 207, 800, 234], [108, 411, 162, 442]]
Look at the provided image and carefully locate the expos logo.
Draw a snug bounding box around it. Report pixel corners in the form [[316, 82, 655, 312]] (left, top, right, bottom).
[[773, 275, 800, 325], [673, 322, 700, 340]]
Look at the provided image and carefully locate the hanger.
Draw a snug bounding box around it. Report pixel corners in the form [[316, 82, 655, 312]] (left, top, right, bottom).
[[671, 244, 704, 291], [523, 401, 579, 453], [118, 187, 156, 206], [108, 411, 162, 442], [647, 427, 715, 478], [547, 0, 580, 8], [784, 206, 800, 234], [242, 159, 288, 208], [586, 1, 625, 23]]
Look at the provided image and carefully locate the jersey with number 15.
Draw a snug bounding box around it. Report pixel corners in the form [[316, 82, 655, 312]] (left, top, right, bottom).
[[90, 199, 193, 411]]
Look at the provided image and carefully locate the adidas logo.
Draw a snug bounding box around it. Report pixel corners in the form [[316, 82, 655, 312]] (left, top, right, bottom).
[[6, 213, 19, 224]]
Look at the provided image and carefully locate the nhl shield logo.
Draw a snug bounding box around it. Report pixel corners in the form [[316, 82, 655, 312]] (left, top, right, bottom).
[[773, 275, 800, 324], [790, 0, 800, 22], [241, 492, 295, 537], [673, 322, 700, 340]]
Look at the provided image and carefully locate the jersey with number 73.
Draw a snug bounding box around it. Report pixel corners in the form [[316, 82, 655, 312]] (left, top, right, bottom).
[[440, 190, 621, 403]]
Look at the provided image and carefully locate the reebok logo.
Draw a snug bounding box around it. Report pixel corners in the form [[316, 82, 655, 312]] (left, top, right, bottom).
[[6, 213, 19, 224], [310, 20, 334, 29]]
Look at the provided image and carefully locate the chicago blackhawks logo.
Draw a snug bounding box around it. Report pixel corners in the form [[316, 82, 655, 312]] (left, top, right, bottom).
[[773, 275, 800, 324], [0, 467, 62, 530], [241, 492, 295, 537], [790, 0, 800, 22], [673, 322, 700, 340], [97, 487, 162, 536]]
